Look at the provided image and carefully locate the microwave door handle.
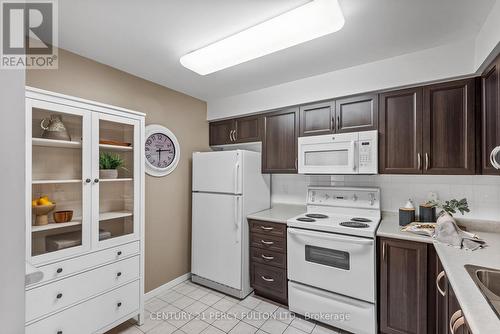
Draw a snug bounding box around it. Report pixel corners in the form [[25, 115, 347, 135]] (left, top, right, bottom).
[[350, 141, 356, 172]]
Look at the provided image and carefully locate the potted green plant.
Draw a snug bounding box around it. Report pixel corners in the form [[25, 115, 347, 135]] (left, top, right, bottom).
[[425, 198, 470, 218], [99, 152, 126, 179]]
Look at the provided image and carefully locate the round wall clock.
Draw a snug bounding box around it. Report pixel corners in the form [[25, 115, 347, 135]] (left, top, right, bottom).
[[145, 124, 180, 177]]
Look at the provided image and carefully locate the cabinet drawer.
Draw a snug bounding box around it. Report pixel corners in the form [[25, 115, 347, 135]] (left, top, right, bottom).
[[252, 263, 287, 303], [32, 241, 140, 287], [26, 280, 140, 334], [26, 256, 140, 322], [250, 233, 286, 253], [249, 220, 286, 238], [251, 247, 286, 268]]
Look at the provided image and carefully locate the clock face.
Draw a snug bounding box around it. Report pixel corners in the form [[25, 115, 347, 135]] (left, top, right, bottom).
[[145, 132, 176, 169]]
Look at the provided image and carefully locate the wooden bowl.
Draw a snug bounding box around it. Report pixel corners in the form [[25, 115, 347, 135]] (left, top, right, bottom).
[[53, 210, 73, 223], [33, 204, 56, 226]]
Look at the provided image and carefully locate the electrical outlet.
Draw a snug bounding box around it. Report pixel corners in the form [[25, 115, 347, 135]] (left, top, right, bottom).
[[427, 191, 438, 202]]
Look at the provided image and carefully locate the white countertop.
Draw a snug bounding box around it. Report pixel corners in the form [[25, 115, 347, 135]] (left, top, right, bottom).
[[377, 212, 500, 333], [434, 232, 500, 334], [247, 203, 306, 224], [377, 212, 434, 243]]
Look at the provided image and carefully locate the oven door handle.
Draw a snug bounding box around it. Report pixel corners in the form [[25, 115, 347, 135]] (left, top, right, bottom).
[[288, 228, 373, 246]]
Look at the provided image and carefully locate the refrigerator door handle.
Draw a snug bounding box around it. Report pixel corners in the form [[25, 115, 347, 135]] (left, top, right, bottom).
[[234, 196, 241, 243], [234, 160, 241, 194]]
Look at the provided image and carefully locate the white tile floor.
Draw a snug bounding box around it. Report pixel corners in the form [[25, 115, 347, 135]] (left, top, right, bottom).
[[106, 280, 348, 334]]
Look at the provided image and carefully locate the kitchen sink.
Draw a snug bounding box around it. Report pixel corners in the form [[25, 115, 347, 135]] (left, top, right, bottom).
[[465, 264, 500, 318]]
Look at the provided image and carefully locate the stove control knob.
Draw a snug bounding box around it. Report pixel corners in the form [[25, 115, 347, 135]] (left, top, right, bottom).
[[324, 194, 330, 200], [352, 194, 358, 201]]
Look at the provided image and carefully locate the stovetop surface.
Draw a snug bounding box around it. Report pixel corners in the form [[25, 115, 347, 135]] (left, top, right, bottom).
[[287, 186, 381, 237], [287, 211, 381, 237]]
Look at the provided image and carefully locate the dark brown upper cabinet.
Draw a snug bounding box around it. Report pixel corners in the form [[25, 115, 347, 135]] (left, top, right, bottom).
[[379, 237, 429, 334], [379, 88, 423, 174], [209, 115, 262, 146], [423, 79, 476, 175], [234, 115, 262, 143], [299, 101, 335, 136], [481, 53, 500, 175], [335, 94, 378, 133], [262, 108, 299, 173], [209, 119, 234, 146], [379, 79, 477, 175]]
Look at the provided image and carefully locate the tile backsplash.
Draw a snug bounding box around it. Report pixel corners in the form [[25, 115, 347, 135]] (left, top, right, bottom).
[[271, 174, 500, 220]]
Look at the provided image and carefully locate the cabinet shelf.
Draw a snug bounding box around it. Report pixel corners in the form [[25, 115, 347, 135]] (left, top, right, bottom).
[[99, 178, 133, 183], [32, 138, 82, 149], [32, 221, 82, 233], [99, 211, 133, 221], [99, 144, 133, 152], [32, 179, 81, 185]]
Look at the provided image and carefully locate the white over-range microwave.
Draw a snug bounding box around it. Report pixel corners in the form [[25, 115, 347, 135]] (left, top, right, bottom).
[[298, 130, 378, 174]]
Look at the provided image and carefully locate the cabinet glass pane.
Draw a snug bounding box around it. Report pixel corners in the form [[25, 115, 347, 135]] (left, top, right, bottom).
[[98, 119, 135, 241], [31, 107, 84, 256]]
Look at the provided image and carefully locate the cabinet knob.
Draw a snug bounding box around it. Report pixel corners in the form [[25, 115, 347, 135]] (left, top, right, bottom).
[[94, 178, 99, 183], [56, 293, 63, 299], [116, 272, 122, 277], [117, 302, 122, 307], [85, 178, 91, 183], [117, 251, 122, 256], [56, 268, 63, 274]]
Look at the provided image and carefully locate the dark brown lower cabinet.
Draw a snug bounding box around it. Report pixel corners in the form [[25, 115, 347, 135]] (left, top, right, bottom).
[[249, 219, 288, 305], [379, 237, 473, 334], [379, 238, 429, 334]]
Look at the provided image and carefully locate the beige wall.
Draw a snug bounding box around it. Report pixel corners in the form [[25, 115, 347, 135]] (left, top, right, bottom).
[[27, 48, 209, 292]]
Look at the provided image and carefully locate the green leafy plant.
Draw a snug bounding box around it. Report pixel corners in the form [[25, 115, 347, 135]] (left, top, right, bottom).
[[426, 198, 470, 217], [99, 152, 126, 170]]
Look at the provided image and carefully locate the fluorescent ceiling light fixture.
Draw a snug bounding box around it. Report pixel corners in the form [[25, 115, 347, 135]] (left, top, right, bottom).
[[180, 0, 344, 75]]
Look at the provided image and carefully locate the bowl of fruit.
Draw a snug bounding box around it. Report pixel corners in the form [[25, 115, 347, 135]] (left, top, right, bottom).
[[32, 196, 56, 226]]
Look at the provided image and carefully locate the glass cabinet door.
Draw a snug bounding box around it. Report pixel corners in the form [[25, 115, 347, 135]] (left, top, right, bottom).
[[27, 98, 92, 263], [93, 113, 140, 247]]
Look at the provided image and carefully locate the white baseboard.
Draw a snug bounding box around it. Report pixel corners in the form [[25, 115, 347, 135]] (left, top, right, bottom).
[[145, 272, 191, 301]]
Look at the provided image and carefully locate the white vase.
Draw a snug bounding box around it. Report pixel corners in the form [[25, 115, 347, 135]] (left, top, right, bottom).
[[100, 169, 118, 179]]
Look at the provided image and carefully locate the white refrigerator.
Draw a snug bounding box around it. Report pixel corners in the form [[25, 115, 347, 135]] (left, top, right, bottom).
[[191, 150, 270, 298]]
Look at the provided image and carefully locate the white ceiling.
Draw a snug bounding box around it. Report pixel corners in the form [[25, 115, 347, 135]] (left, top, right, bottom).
[[58, 0, 495, 101]]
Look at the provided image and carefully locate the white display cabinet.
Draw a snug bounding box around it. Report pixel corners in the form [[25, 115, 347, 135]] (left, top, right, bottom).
[[25, 87, 145, 333]]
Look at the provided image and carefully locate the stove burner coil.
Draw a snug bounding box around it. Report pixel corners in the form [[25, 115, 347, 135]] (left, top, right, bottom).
[[340, 221, 369, 228], [351, 217, 372, 222], [297, 217, 316, 222], [305, 213, 328, 219]]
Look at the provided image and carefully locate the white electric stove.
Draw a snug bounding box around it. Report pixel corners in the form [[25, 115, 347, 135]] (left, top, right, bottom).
[[287, 186, 381, 334]]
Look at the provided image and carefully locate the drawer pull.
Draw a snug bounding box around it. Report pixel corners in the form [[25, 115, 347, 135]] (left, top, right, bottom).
[[260, 276, 275, 282], [260, 226, 274, 231], [261, 254, 275, 261], [117, 251, 122, 256], [56, 268, 63, 274], [261, 240, 274, 245], [117, 302, 122, 308], [436, 271, 446, 296], [449, 310, 462, 333], [116, 272, 122, 277], [56, 293, 63, 299]]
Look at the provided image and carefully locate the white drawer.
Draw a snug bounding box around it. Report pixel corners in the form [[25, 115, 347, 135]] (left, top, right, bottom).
[[26, 255, 140, 323], [26, 280, 140, 334], [30, 241, 140, 287], [288, 281, 376, 334]]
